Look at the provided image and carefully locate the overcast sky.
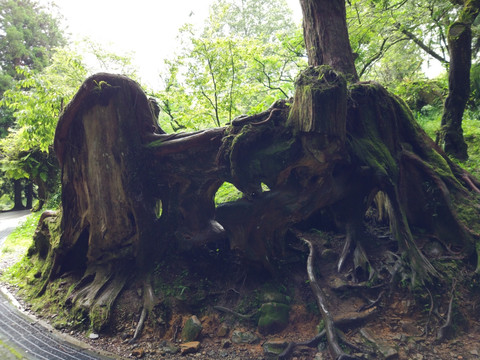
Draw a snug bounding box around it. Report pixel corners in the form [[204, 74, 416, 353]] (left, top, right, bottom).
[[46, 0, 303, 90]]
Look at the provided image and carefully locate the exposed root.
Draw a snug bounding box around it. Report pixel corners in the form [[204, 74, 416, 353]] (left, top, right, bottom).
[[293, 230, 363, 359], [436, 279, 457, 343], [213, 305, 258, 320], [423, 287, 434, 337], [358, 290, 385, 312], [337, 227, 353, 273], [278, 330, 326, 359], [130, 274, 159, 343]]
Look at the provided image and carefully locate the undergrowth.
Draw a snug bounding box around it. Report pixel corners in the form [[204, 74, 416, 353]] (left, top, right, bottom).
[[415, 106, 480, 179]]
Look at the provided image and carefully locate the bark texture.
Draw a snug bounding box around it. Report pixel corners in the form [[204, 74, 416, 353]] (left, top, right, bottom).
[[300, 0, 358, 80], [440, 0, 480, 160], [28, 69, 480, 336]]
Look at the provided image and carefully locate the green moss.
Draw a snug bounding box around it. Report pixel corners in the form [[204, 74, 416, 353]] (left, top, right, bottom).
[[214, 182, 242, 205], [257, 302, 290, 335], [348, 137, 398, 180]]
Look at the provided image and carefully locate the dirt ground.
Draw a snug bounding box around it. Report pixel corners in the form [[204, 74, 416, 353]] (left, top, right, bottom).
[[3, 220, 480, 360]]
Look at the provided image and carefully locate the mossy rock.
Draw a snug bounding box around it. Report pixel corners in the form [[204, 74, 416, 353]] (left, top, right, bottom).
[[257, 302, 290, 335], [181, 315, 202, 341]]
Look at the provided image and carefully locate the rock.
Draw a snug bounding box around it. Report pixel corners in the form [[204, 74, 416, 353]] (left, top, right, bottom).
[[360, 328, 398, 359], [181, 315, 203, 341], [470, 349, 479, 356], [257, 302, 290, 335], [314, 353, 326, 360], [231, 330, 259, 344], [180, 341, 201, 355], [160, 342, 180, 355], [131, 348, 145, 358], [263, 339, 289, 356], [222, 339, 232, 348], [400, 321, 422, 336], [217, 323, 230, 337], [88, 333, 99, 340]]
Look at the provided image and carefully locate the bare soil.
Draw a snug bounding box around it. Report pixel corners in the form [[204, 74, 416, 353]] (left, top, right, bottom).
[[3, 220, 480, 359]]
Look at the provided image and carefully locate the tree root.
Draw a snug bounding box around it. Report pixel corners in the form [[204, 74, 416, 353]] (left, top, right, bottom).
[[130, 274, 159, 343], [213, 305, 258, 320], [436, 279, 457, 343], [278, 330, 326, 359], [293, 230, 363, 360]]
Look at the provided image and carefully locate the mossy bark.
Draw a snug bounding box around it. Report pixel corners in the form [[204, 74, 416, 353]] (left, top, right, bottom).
[[439, 0, 480, 160], [28, 70, 480, 334]]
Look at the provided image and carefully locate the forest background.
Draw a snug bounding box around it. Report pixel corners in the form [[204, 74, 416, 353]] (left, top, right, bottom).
[[0, 0, 479, 212]]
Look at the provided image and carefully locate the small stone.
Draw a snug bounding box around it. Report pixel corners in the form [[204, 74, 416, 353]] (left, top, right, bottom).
[[88, 333, 99, 340], [180, 341, 201, 355], [231, 330, 259, 344], [471, 349, 479, 356], [161, 341, 179, 354], [131, 348, 145, 358], [263, 339, 288, 355], [314, 353, 326, 360], [217, 323, 229, 337], [222, 339, 232, 348]]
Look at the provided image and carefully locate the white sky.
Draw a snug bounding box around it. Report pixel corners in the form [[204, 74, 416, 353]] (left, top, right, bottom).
[[46, 0, 303, 90]]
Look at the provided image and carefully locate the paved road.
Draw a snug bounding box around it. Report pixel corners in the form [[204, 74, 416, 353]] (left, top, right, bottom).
[[0, 210, 30, 248], [0, 211, 113, 360]]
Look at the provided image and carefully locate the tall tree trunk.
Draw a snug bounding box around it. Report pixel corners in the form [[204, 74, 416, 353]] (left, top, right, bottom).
[[25, 180, 33, 209], [440, 0, 480, 160], [12, 179, 24, 210], [300, 0, 358, 80]]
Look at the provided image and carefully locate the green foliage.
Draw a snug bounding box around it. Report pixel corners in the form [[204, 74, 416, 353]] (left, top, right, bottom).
[[155, 0, 305, 131], [347, 0, 454, 80], [0, 49, 86, 190], [390, 77, 447, 111]]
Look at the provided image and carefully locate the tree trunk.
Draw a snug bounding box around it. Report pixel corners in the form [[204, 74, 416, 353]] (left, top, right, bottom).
[[25, 180, 33, 209], [12, 179, 24, 210], [300, 0, 358, 80], [26, 0, 480, 347], [440, 0, 480, 160]]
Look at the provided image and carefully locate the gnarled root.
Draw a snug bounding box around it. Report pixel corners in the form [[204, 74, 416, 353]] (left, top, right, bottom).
[[66, 261, 131, 332], [293, 230, 364, 360], [130, 273, 160, 343], [435, 279, 457, 343]]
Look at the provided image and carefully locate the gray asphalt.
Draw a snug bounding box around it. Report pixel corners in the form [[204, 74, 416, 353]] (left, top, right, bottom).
[[0, 210, 30, 248], [0, 211, 113, 360]]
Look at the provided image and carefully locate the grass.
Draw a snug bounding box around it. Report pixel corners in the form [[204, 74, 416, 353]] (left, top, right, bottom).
[[414, 106, 480, 179], [1, 212, 41, 259]]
